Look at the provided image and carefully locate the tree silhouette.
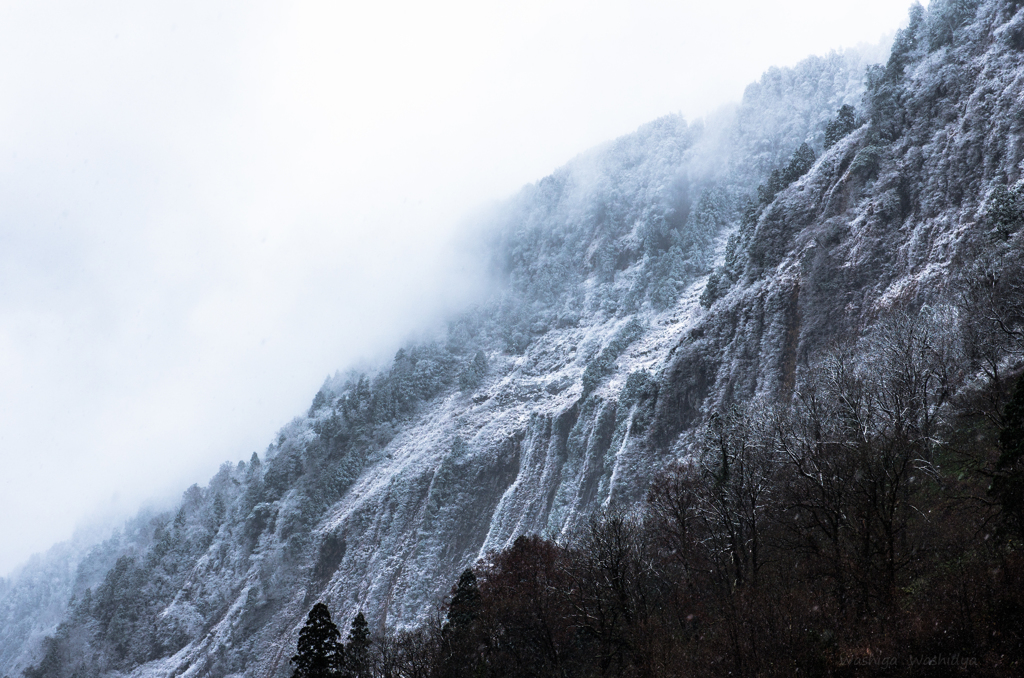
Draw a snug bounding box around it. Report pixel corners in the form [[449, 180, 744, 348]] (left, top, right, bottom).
[[344, 612, 371, 678], [445, 569, 481, 631], [291, 603, 344, 678]]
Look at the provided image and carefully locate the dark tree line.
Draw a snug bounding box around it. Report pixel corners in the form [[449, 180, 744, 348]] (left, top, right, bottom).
[[297, 292, 1024, 677]]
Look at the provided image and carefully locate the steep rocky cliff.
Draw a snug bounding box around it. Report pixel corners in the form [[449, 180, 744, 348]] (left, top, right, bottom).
[[5, 2, 1024, 677]]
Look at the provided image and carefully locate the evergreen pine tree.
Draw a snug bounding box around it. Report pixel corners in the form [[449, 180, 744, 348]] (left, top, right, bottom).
[[438, 569, 484, 678], [783, 142, 816, 183], [291, 603, 344, 678], [723, 232, 742, 283], [445, 569, 481, 631], [700, 270, 722, 309], [823, 104, 857, 149], [758, 168, 785, 205], [344, 612, 371, 678]]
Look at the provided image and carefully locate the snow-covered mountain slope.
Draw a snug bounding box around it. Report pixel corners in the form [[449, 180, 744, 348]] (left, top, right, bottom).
[[655, 0, 1024, 449], [7, 2, 1024, 677]]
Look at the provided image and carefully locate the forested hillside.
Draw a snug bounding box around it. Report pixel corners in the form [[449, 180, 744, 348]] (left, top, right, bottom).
[[3, 1, 1024, 677]]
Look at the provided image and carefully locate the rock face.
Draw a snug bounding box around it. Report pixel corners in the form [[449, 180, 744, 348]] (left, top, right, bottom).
[[5, 2, 1024, 677]]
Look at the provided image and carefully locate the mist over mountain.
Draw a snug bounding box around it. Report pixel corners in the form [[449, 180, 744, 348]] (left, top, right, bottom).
[[4, 1, 1024, 676]]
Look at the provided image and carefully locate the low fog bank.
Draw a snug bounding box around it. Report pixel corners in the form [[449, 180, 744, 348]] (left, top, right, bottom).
[[0, 0, 913, 576]]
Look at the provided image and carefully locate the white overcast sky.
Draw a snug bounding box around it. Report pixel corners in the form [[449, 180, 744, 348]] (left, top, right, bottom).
[[0, 0, 922, 576]]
